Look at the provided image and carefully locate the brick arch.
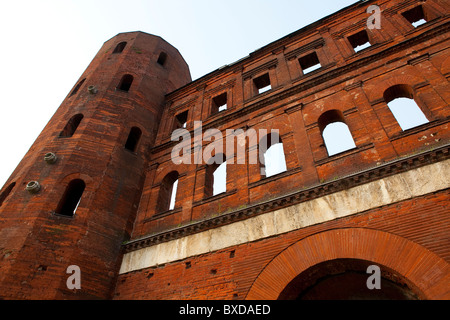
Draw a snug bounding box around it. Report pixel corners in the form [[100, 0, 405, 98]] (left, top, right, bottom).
[[246, 228, 450, 300]]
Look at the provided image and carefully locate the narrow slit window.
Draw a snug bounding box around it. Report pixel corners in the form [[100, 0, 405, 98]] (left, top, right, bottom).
[[124, 127, 142, 152], [157, 52, 168, 66], [253, 73, 271, 94], [117, 74, 134, 92], [213, 161, 227, 196], [0, 182, 16, 207], [384, 84, 429, 130], [348, 30, 371, 53], [174, 110, 188, 129], [56, 179, 86, 217], [59, 114, 84, 138], [113, 41, 127, 54], [299, 52, 322, 74], [211, 92, 227, 115], [156, 171, 179, 213], [70, 78, 86, 97], [318, 110, 356, 157], [402, 5, 427, 28]]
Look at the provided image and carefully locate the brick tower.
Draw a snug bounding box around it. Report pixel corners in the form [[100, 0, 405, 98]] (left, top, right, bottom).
[[0, 32, 191, 299]]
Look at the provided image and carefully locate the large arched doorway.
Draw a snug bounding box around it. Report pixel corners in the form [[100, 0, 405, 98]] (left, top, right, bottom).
[[279, 258, 419, 300], [246, 228, 450, 300]]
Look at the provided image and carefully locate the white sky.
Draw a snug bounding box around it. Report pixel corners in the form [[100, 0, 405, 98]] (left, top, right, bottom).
[[0, 0, 365, 188]]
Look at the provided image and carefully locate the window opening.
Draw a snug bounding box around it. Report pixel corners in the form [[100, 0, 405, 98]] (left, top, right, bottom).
[[211, 92, 227, 114], [117, 74, 134, 92], [260, 133, 287, 178], [70, 78, 86, 97], [383, 85, 429, 130], [348, 30, 371, 53], [0, 182, 16, 207], [113, 41, 127, 54], [402, 5, 427, 28], [204, 154, 226, 197], [125, 127, 142, 152], [253, 73, 272, 94], [174, 110, 188, 129], [168, 179, 178, 210], [157, 52, 168, 66], [59, 114, 83, 138], [318, 110, 356, 156], [157, 171, 179, 213]]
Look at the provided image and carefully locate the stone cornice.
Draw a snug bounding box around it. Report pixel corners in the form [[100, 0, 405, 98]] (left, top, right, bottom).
[[123, 143, 450, 253]]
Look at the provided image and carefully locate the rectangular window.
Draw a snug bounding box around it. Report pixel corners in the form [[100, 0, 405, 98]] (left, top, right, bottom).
[[402, 5, 427, 28], [211, 92, 227, 115], [348, 30, 371, 53], [253, 73, 271, 94], [299, 52, 322, 74]]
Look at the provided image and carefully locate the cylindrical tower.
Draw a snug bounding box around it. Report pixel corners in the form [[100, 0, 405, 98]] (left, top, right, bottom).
[[0, 32, 191, 299]]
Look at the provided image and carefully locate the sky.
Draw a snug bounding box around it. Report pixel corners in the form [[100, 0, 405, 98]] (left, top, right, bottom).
[[0, 0, 364, 189]]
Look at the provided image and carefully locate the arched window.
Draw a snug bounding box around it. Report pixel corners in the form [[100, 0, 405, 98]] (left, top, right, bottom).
[[205, 154, 226, 197], [70, 78, 86, 97], [260, 132, 287, 178], [117, 74, 134, 92], [124, 127, 142, 152], [157, 171, 179, 213], [0, 182, 16, 208], [318, 110, 356, 156], [113, 41, 127, 54], [59, 114, 84, 138], [383, 84, 429, 131], [56, 179, 86, 217]]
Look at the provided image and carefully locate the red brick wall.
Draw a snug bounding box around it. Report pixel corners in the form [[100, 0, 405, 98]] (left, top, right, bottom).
[[132, 0, 450, 238], [114, 189, 449, 300]]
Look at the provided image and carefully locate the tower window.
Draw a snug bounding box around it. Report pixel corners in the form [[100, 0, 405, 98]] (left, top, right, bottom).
[[117, 74, 134, 92], [59, 114, 84, 138], [56, 179, 86, 217], [348, 30, 371, 53], [299, 52, 322, 75], [156, 171, 179, 213], [204, 154, 227, 197], [113, 41, 127, 54], [253, 73, 272, 94], [383, 84, 429, 131], [402, 5, 427, 28], [260, 133, 287, 178], [70, 78, 86, 97], [174, 110, 188, 129], [157, 52, 168, 66], [124, 127, 142, 152], [211, 93, 227, 115], [318, 110, 356, 156], [0, 182, 16, 208]]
